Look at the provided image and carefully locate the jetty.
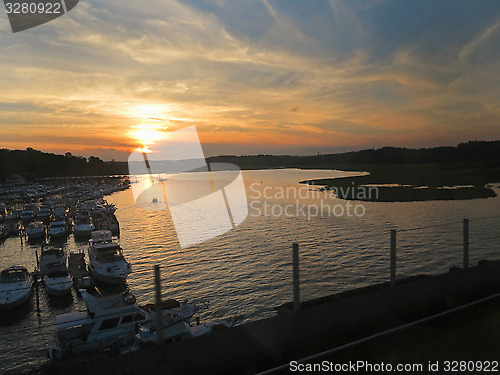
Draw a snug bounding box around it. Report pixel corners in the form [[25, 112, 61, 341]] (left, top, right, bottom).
[[41, 258, 500, 375], [68, 252, 90, 289]]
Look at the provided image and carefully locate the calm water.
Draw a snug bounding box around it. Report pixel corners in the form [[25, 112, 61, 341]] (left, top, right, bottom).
[[1, 169, 499, 374]]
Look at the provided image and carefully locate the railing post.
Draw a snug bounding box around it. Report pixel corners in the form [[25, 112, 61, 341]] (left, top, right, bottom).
[[390, 229, 397, 288], [463, 218, 469, 269], [292, 243, 300, 311], [154, 265, 164, 345]]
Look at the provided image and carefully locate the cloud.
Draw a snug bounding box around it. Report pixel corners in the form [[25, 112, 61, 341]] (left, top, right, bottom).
[[0, 0, 500, 159]]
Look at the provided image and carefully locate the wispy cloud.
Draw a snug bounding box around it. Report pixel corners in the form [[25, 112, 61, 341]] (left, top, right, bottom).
[[1, 0, 500, 159]]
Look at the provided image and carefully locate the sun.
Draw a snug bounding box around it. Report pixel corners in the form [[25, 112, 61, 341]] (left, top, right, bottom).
[[129, 125, 168, 149]]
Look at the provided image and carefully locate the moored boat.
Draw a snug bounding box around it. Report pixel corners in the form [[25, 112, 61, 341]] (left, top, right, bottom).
[[48, 290, 205, 360], [43, 263, 73, 296], [88, 231, 131, 284], [48, 220, 68, 240], [26, 221, 45, 241], [0, 266, 33, 309], [48, 290, 147, 360], [3, 221, 19, 237], [73, 214, 95, 238], [39, 245, 66, 273]]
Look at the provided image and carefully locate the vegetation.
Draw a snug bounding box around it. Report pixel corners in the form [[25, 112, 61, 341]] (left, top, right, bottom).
[[0, 148, 128, 181], [1, 141, 500, 201], [210, 141, 500, 202]]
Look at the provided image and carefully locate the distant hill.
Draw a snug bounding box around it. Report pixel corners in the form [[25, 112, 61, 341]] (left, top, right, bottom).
[[207, 141, 500, 170], [0, 148, 128, 181], [1, 141, 499, 181]]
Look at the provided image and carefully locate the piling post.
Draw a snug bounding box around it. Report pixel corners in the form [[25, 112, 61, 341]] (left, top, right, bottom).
[[154, 265, 164, 345], [34, 276, 40, 315], [390, 229, 397, 288], [463, 218, 469, 269], [292, 243, 300, 311]]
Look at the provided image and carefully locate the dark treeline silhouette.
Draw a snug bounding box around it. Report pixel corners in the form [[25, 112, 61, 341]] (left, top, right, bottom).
[[0, 148, 128, 181], [1, 141, 499, 181], [208, 141, 500, 170]]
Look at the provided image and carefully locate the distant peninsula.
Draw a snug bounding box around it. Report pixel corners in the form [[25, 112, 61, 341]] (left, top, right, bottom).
[[209, 141, 500, 202], [2, 141, 500, 201]]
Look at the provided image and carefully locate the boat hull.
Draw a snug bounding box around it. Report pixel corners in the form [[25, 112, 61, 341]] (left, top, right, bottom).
[[0, 290, 32, 310], [44, 284, 72, 296], [89, 266, 127, 284]]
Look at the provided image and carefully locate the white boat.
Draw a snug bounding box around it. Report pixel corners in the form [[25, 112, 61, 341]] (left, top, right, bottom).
[[3, 221, 19, 236], [48, 290, 147, 360], [48, 290, 204, 360], [136, 317, 235, 344], [20, 209, 34, 222], [26, 221, 45, 240], [73, 216, 95, 238], [48, 220, 68, 239], [39, 245, 66, 273], [0, 266, 33, 309], [52, 206, 67, 221], [43, 263, 73, 296], [37, 206, 52, 221], [88, 230, 132, 284]]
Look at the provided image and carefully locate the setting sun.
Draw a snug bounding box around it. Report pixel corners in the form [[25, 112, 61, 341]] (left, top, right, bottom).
[[128, 125, 168, 148]]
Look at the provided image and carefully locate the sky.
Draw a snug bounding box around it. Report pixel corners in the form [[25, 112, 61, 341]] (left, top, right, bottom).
[[0, 0, 500, 160]]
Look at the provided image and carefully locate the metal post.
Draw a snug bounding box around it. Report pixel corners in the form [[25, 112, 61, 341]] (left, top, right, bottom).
[[292, 243, 300, 311], [154, 265, 164, 345], [463, 218, 469, 269], [390, 229, 396, 288]]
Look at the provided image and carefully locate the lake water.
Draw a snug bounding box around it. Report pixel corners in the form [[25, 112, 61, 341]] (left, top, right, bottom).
[[1, 168, 499, 374]]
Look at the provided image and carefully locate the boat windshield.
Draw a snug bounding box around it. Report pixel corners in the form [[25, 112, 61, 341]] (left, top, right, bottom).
[[47, 270, 70, 278], [0, 269, 27, 283], [95, 246, 124, 262]]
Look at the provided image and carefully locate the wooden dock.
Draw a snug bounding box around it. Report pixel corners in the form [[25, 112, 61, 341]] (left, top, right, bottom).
[[40, 259, 500, 375], [67, 252, 89, 288]]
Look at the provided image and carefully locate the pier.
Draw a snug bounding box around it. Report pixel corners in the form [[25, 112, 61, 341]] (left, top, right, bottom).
[[41, 258, 500, 375]]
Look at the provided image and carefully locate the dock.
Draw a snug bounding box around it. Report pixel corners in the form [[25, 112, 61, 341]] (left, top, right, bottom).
[[41, 259, 500, 375], [68, 252, 90, 288]]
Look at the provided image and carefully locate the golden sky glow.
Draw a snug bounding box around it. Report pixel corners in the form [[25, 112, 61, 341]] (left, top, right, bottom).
[[1, 0, 500, 160]]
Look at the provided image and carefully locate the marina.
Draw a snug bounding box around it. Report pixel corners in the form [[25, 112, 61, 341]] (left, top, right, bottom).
[[0, 169, 499, 374]]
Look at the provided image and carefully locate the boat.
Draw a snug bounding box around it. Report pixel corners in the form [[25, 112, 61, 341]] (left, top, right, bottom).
[[47, 290, 204, 360], [43, 263, 73, 296], [26, 221, 45, 241], [37, 205, 52, 221], [0, 266, 33, 309], [39, 245, 66, 273], [73, 214, 95, 238], [48, 220, 68, 240], [47, 290, 147, 360], [52, 206, 67, 221], [88, 230, 131, 284], [3, 221, 19, 237], [136, 316, 235, 344], [20, 209, 34, 223]]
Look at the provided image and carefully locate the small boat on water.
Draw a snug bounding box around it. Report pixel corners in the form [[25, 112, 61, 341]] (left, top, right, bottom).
[[39, 245, 66, 273], [26, 221, 45, 241], [0, 266, 33, 309], [88, 230, 131, 284], [37, 205, 52, 221], [43, 263, 73, 296], [0, 225, 8, 240], [73, 214, 95, 238], [20, 209, 34, 223], [3, 221, 19, 237], [48, 220, 68, 240]]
